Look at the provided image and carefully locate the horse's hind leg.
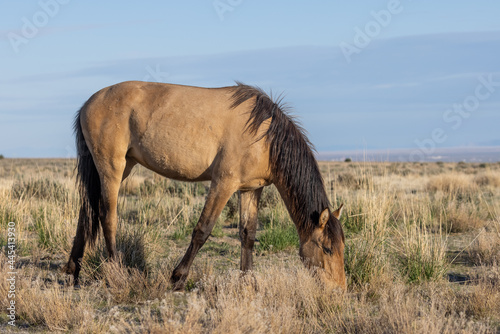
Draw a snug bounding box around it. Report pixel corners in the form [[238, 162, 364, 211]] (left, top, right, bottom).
[[65, 209, 88, 288], [66, 156, 132, 288], [97, 158, 131, 261], [171, 179, 236, 291], [239, 188, 262, 271]]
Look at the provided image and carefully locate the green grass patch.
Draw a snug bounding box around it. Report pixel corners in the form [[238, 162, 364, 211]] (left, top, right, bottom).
[[257, 224, 299, 253], [344, 238, 387, 287], [210, 221, 224, 238], [397, 249, 446, 283]]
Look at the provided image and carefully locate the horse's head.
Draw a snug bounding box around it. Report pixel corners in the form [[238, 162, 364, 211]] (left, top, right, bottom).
[[299, 204, 346, 291]]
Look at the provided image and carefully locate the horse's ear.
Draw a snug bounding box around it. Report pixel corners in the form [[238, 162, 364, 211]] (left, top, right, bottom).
[[319, 208, 329, 229], [333, 203, 344, 219]]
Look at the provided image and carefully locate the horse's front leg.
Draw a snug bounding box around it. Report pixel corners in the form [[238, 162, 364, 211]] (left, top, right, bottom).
[[239, 188, 262, 271], [171, 180, 235, 291]]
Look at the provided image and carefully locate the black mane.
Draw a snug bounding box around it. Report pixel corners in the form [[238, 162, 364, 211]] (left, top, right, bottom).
[[230, 83, 344, 248]]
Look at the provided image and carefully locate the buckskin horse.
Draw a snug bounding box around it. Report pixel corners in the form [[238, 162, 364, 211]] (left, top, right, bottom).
[[64, 81, 346, 290]]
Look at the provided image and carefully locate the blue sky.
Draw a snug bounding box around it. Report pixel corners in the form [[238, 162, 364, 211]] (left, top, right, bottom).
[[1, 1, 499, 158]]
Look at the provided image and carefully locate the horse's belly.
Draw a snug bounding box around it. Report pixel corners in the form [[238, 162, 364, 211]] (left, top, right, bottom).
[[128, 125, 219, 182]]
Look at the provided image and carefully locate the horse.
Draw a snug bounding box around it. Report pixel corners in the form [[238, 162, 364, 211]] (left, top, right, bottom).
[[64, 81, 346, 291]]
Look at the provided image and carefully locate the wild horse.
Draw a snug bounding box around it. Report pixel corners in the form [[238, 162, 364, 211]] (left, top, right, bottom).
[[64, 81, 346, 290]]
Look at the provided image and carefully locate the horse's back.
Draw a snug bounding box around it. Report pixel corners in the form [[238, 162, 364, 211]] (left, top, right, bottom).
[[80, 81, 271, 187]]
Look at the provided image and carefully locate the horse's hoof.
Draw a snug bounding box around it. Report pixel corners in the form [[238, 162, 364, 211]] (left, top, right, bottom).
[[63, 260, 76, 275], [171, 279, 186, 292], [171, 271, 187, 291], [172, 281, 185, 292], [74, 284, 81, 290]]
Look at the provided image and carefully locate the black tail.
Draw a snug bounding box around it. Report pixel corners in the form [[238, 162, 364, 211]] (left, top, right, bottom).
[[74, 109, 102, 247]]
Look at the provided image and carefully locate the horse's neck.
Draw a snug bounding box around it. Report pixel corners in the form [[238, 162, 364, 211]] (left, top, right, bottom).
[[272, 166, 330, 244]]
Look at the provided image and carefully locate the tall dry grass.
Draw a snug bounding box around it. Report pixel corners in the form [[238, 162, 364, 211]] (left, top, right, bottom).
[[474, 171, 500, 188], [468, 225, 500, 266], [0, 159, 499, 332], [427, 172, 477, 196]]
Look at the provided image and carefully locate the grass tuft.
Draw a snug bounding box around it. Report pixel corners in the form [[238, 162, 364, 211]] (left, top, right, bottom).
[[467, 228, 500, 266], [474, 171, 500, 188], [427, 173, 476, 197], [12, 178, 68, 202], [392, 222, 448, 283]]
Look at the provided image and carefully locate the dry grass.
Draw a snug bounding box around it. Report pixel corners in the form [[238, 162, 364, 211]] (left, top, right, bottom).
[[119, 175, 146, 196], [468, 228, 500, 266], [427, 172, 477, 196], [1, 159, 500, 332], [443, 201, 488, 233], [474, 171, 500, 188]]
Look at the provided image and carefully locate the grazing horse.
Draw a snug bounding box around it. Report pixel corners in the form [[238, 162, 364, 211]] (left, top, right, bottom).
[[64, 81, 346, 290]]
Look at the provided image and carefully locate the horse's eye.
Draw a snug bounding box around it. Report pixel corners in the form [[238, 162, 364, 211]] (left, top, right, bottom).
[[322, 246, 332, 255]]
